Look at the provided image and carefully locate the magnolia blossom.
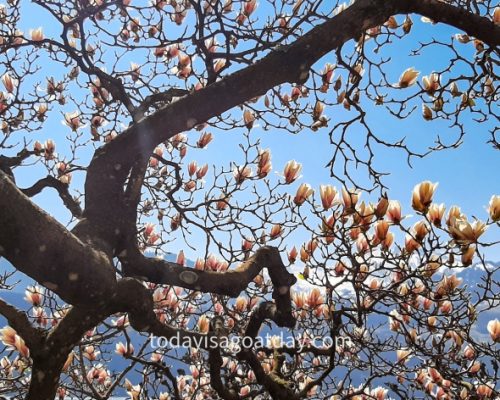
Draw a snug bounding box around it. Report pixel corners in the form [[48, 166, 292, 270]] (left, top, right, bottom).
[[374, 220, 390, 242], [204, 37, 217, 53], [299, 245, 310, 263], [374, 196, 389, 218], [319, 184, 337, 210], [370, 387, 388, 400], [448, 217, 487, 244], [233, 165, 252, 184], [63, 111, 81, 130], [0, 326, 29, 358], [165, 44, 180, 60], [294, 183, 313, 206], [115, 342, 134, 356], [306, 288, 323, 308], [12, 29, 25, 45], [30, 27, 44, 41], [60, 352, 74, 373], [174, 52, 191, 78], [422, 72, 440, 94], [461, 245, 476, 266], [113, 314, 129, 328], [321, 63, 335, 85], [477, 383, 494, 398], [313, 100, 325, 121], [32, 306, 46, 326], [427, 203, 445, 226], [213, 58, 226, 73], [143, 223, 155, 239], [242, 0, 257, 17], [436, 274, 462, 297], [440, 300, 453, 314], [196, 164, 208, 179], [1, 73, 17, 93], [351, 63, 365, 83], [197, 131, 213, 148], [233, 296, 248, 313], [292, 291, 306, 309], [125, 379, 141, 400], [487, 319, 500, 342], [130, 62, 141, 82], [389, 310, 401, 331], [149, 146, 163, 168], [463, 345, 476, 360], [171, 5, 187, 25], [243, 109, 255, 129], [396, 348, 411, 363], [83, 345, 100, 361], [446, 205, 464, 226], [381, 232, 394, 250], [412, 220, 429, 241], [176, 250, 185, 265], [187, 161, 197, 176], [386, 200, 402, 223], [422, 104, 433, 120], [385, 16, 398, 29], [183, 180, 196, 192], [356, 235, 369, 253], [87, 365, 109, 385], [213, 194, 229, 211], [283, 160, 302, 184], [311, 115, 328, 131], [488, 195, 500, 221], [269, 224, 282, 239], [153, 46, 165, 57], [197, 315, 209, 333], [288, 246, 298, 263], [342, 187, 360, 211], [412, 181, 438, 212], [257, 148, 272, 178], [25, 285, 44, 306], [398, 67, 420, 88]]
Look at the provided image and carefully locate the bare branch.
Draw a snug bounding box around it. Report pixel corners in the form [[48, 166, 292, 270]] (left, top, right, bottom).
[[21, 176, 83, 218]]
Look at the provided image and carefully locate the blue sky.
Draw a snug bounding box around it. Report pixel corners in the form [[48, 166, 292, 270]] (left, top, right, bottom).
[[8, 2, 499, 262]]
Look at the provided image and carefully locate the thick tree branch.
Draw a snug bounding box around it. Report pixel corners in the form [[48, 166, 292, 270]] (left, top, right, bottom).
[[208, 316, 240, 400], [0, 170, 117, 305], [21, 176, 83, 218], [208, 346, 240, 400], [0, 148, 35, 169], [398, 0, 500, 47], [237, 302, 298, 400], [27, 304, 116, 400], [121, 246, 296, 299], [208, 300, 296, 399], [0, 149, 36, 181]]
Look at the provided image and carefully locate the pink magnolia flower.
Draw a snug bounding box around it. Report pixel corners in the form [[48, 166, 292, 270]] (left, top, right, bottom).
[[319, 184, 337, 210], [283, 160, 302, 184], [294, 183, 313, 206], [487, 319, 500, 342]]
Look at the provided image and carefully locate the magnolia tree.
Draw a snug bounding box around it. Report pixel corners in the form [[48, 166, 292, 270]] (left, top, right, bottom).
[[0, 0, 499, 399]]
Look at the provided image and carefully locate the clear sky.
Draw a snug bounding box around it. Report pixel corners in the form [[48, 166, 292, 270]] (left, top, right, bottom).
[[9, 2, 500, 262]]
